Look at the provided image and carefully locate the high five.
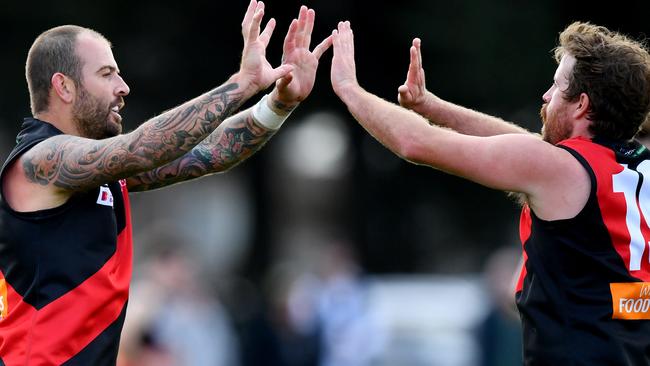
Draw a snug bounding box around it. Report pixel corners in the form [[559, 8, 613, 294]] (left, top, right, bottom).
[[330, 19, 650, 365]]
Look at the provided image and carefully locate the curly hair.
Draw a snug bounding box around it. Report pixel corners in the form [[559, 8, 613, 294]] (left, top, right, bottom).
[[553, 22, 650, 140]]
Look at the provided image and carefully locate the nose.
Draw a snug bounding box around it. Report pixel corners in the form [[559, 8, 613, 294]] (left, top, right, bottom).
[[542, 87, 552, 104], [115, 74, 130, 97]]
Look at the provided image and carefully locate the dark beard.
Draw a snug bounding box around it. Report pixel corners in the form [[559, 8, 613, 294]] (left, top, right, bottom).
[[72, 86, 120, 139]]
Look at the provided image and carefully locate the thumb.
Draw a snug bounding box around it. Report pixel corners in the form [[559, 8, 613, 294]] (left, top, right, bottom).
[[271, 64, 294, 82], [276, 72, 294, 90], [397, 84, 411, 98]]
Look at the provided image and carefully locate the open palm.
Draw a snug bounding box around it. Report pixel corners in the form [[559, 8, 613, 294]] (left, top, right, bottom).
[[330, 21, 359, 96], [274, 6, 332, 105], [239, 0, 293, 93]]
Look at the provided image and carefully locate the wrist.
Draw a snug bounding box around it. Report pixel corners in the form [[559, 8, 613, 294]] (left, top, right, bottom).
[[230, 71, 259, 98], [335, 82, 364, 105], [251, 94, 295, 130], [415, 91, 440, 114], [268, 89, 300, 115]]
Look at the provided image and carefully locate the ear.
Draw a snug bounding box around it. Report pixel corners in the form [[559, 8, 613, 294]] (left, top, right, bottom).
[[573, 92, 590, 120], [50, 73, 76, 105]]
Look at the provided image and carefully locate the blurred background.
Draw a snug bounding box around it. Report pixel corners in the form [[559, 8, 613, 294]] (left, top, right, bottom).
[[2, 0, 649, 365]]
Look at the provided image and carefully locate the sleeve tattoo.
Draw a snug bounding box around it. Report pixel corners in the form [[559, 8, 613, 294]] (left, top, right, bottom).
[[22, 83, 243, 191], [126, 111, 277, 192]]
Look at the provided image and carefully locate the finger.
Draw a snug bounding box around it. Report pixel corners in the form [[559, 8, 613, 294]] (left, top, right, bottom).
[[331, 29, 339, 57], [405, 46, 421, 87], [412, 39, 426, 87], [410, 44, 418, 70], [271, 64, 294, 82], [414, 38, 423, 70], [294, 6, 308, 50], [259, 18, 276, 48], [248, 2, 265, 43], [336, 22, 346, 53], [342, 21, 352, 38], [348, 21, 354, 41], [332, 24, 341, 54], [419, 69, 426, 88], [337, 21, 345, 37], [303, 8, 315, 49], [342, 21, 354, 54], [409, 45, 419, 78], [337, 23, 349, 60], [276, 72, 294, 90], [283, 18, 298, 56], [312, 35, 333, 60], [241, 0, 257, 31]]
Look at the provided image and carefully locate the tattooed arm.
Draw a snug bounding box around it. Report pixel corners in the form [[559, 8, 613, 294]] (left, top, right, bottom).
[[126, 103, 290, 191], [5, 0, 295, 211], [20, 0, 288, 192], [22, 80, 248, 192], [127, 5, 333, 192]]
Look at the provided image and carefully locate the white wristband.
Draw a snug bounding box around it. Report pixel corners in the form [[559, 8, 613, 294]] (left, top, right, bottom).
[[251, 95, 294, 130]]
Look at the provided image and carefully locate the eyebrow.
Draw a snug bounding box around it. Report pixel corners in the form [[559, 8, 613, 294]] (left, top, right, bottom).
[[97, 65, 120, 74]]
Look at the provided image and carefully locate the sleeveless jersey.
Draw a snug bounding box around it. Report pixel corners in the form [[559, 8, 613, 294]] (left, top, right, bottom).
[[0, 118, 133, 365], [516, 136, 650, 365]]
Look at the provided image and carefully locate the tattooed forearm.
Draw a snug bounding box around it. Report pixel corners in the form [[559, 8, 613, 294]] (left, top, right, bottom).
[[23, 80, 249, 192], [127, 110, 276, 192]]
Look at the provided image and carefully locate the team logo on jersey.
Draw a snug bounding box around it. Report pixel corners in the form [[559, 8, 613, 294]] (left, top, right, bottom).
[[610, 282, 650, 320], [0, 278, 7, 320], [97, 185, 114, 207]]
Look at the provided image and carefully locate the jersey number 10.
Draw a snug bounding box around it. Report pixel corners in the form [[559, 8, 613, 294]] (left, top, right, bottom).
[[613, 162, 650, 271]]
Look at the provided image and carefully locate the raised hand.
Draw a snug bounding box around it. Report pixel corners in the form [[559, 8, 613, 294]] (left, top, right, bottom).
[[270, 6, 333, 109], [397, 38, 429, 110], [239, 0, 294, 93], [330, 21, 359, 96]]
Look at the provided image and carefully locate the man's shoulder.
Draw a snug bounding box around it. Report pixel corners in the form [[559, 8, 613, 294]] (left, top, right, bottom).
[[1, 130, 79, 213]]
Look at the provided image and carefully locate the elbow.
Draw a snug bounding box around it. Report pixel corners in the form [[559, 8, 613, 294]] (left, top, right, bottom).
[[394, 135, 425, 164]]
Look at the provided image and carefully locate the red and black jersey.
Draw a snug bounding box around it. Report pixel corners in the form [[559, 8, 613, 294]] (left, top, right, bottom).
[[0, 118, 133, 365], [517, 136, 650, 365]]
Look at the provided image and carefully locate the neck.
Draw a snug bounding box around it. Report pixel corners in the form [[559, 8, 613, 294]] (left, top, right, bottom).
[[35, 109, 79, 136], [570, 118, 594, 140]]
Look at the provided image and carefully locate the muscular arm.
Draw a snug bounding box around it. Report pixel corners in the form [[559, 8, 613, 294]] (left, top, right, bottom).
[[331, 22, 589, 221], [338, 86, 541, 189], [19, 0, 293, 198], [398, 38, 531, 137], [22, 78, 249, 192], [126, 104, 284, 192], [410, 93, 532, 136]]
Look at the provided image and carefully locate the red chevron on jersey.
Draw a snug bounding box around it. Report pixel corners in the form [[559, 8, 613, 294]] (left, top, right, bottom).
[[516, 205, 532, 293], [0, 119, 135, 365], [0, 182, 132, 364]]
